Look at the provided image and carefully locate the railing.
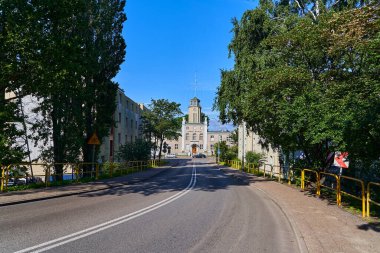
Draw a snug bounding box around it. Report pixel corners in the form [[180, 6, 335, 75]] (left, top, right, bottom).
[[288, 167, 302, 186], [221, 160, 378, 218], [0, 160, 161, 192], [340, 176, 366, 217], [302, 169, 320, 195], [367, 182, 380, 218], [319, 172, 341, 206]]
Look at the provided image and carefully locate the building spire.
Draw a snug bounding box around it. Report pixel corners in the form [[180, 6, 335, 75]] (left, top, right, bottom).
[[194, 72, 198, 97]]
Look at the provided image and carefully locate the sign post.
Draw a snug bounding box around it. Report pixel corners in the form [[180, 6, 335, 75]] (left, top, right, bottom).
[[87, 133, 101, 176]]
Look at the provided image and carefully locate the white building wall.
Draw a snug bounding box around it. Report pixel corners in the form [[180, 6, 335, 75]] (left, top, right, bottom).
[[238, 123, 281, 172]]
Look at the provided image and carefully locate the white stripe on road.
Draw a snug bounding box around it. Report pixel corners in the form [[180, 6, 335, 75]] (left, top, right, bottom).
[[15, 164, 197, 253]]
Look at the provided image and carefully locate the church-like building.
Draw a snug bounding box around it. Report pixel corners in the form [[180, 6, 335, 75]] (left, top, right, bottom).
[[165, 97, 234, 156]]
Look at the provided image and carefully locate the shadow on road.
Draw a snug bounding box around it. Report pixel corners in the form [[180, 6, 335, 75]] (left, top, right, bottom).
[[77, 159, 254, 198], [357, 222, 380, 233]]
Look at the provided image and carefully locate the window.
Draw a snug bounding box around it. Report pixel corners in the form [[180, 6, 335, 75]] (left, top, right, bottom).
[[199, 133, 203, 140], [186, 144, 190, 151], [118, 113, 121, 122], [210, 144, 214, 149], [200, 144, 203, 149], [192, 133, 196, 140], [131, 119, 133, 129], [175, 144, 178, 149], [210, 135, 214, 141], [125, 117, 128, 127], [118, 133, 121, 144], [135, 121, 137, 129], [186, 133, 189, 140], [125, 135, 128, 144]]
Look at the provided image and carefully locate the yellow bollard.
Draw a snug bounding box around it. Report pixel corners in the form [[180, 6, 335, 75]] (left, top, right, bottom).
[[316, 173, 321, 196], [361, 182, 366, 218], [367, 184, 370, 217], [301, 170, 305, 190], [0, 165, 4, 192], [337, 179, 341, 206], [96, 164, 99, 180], [75, 165, 79, 183]]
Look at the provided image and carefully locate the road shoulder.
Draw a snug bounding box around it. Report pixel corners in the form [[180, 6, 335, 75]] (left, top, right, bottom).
[[220, 166, 380, 253]]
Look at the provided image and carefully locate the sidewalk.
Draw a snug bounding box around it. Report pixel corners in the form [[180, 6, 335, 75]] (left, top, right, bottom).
[[220, 166, 380, 253], [0, 166, 171, 206]]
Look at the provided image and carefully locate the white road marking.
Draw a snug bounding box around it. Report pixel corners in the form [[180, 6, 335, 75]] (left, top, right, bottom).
[[15, 164, 197, 253]]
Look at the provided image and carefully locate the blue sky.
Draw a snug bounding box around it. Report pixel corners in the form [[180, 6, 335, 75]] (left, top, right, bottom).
[[114, 0, 258, 130]]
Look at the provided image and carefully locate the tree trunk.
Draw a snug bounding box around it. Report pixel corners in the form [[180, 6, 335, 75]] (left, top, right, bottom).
[[153, 136, 158, 160], [158, 135, 164, 162], [52, 99, 63, 181]]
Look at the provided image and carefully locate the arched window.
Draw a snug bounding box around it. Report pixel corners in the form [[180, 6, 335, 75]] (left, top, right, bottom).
[[199, 133, 203, 140], [192, 133, 197, 140], [185, 133, 189, 140]]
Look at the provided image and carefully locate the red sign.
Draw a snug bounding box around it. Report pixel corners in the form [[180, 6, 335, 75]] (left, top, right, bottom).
[[334, 152, 349, 169]]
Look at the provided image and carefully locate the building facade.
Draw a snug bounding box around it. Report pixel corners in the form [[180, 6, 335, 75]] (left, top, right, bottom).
[[165, 97, 234, 156], [238, 122, 281, 171], [99, 88, 148, 162]]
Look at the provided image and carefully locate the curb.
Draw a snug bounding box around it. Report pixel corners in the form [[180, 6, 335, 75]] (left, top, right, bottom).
[[0, 166, 172, 207]]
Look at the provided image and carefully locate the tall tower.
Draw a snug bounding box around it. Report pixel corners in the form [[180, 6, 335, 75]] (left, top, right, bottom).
[[188, 97, 201, 123]]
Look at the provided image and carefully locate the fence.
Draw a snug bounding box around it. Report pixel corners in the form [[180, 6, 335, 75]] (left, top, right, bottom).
[[222, 160, 378, 218], [0, 160, 161, 192]]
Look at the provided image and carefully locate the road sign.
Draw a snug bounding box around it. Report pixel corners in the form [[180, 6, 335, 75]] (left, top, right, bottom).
[[87, 133, 100, 145], [334, 152, 349, 169]]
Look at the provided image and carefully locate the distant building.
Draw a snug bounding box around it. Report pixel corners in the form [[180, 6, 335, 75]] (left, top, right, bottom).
[[99, 88, 148, 162], [238, 122, 281, 171], [164, 97, 234, 156]]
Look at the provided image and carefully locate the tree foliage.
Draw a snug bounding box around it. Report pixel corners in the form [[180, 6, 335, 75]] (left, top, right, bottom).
[[214, 141, 238, 161], [0, 1, 126, 177], [245, 151, 264, 168], [215, 1, 380, 171], [141, 99, 182, 161], [118, 139, 152, 162]]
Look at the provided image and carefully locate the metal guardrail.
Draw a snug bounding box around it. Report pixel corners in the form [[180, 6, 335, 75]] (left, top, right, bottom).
[[340, 176, 366, 217], [288, 167, 302, 186], [320, 172, 341, 206], [222, 160, 379, 218], [0, 160, 160, 192], [302, 169, 320, 195], [367, 182, 380, 218]]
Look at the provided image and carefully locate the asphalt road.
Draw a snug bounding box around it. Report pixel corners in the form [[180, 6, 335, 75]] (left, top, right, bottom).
[[0, 158, 300, 253]]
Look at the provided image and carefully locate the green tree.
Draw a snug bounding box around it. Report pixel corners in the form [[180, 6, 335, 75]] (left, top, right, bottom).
[[141, 99, 182, 161], [214, 2, 380, 172], [118, 139, 152, 162], [214, 141, 230, 161], [245, 151, 264, 168], [0, 1, 126, 179]]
